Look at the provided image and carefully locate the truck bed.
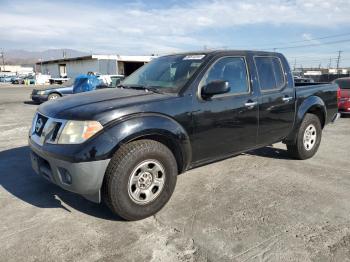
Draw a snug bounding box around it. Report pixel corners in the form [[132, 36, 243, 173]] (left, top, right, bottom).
[[295, 82, 339, 125]]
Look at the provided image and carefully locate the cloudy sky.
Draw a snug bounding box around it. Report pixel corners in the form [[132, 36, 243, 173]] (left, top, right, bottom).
[[1, 0, 350, 67]]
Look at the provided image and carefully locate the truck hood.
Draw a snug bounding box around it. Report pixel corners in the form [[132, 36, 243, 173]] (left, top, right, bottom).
[[38, 88, 171, 123]]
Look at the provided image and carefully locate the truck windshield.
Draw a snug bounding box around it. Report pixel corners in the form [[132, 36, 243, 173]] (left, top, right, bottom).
[[122, 54, 206, 93]]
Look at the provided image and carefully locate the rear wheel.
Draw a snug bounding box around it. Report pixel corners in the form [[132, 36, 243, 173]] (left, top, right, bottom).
[[48, 93, 60, 100], [287, 113, 322, 160], [102, 139, 178, 220]]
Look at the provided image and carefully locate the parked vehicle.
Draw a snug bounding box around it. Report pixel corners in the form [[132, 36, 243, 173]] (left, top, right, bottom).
[[29, 50, 339, 220], [294, 76, 314, 84], [0, 75, 13, 83], [72, 74, 103, 93], [334, 77, 350, 115], [24, 75, 36, 85], [35, 74, 51, 85], [49, 77, 71, 85], [110, 75, 125, 87], [31, 74, 125, 103], [95, 75, 125, 89], [31, 78, 75, 103], [11, 76, 21, 84]]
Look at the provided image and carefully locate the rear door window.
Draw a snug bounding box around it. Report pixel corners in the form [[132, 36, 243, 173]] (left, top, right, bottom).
[[254, 57, 285, 91]]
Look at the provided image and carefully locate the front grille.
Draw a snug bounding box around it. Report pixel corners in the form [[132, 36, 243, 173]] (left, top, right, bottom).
[[34, 114, 48, 136], [30, 113, 67, 145]]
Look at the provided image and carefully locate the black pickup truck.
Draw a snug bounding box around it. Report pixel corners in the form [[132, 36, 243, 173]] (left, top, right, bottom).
[[29, 50, 339, 220]]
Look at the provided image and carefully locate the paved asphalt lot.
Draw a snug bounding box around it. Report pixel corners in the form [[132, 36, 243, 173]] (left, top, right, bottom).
[[0, 85, 350, 262]]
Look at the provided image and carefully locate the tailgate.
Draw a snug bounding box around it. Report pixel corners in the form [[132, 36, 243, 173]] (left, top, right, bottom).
[[339, 89, 350, 111], [340, 89, 350, 99]]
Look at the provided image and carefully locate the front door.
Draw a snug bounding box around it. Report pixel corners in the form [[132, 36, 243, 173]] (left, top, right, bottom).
[[191, 56, 259, 164]]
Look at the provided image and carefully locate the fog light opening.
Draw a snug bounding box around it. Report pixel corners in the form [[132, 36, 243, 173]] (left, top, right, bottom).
[[59, 168, 72, 185]]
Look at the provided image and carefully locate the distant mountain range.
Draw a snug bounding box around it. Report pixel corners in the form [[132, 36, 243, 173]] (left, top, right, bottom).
[[2, 49, 89, 66]]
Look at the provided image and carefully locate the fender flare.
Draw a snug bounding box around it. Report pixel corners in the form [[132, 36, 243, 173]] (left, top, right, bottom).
[[100, 113, 192, 173], [284, 96, 326, 143]]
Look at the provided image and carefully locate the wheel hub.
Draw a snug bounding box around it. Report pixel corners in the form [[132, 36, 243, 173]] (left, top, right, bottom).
[[128, 160, 166, 205], [137, 172, 153, 189], [303, 124, 317, 151]]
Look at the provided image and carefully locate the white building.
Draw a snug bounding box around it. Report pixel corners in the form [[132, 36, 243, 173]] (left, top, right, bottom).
[[329, 68, 349, 75], [0, 65, 34, 75], [36, 54, 156, 78]]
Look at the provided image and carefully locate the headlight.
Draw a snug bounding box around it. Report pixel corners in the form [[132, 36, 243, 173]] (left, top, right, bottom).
[[37, 90, 46, 95], [58, 120, 103, 144]]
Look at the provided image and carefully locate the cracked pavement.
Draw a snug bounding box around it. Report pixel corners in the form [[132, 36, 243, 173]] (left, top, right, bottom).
[[1, 85, 350, 261]]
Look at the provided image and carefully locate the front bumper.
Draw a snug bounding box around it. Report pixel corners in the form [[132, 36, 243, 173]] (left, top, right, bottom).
[[29, 139, 110, 203], [31, 94, 49, 103]]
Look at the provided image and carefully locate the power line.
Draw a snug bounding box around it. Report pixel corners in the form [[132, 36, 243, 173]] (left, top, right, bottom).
[[272, 38, 350, 50], [289, 32, 350, 44], [240, 32, 350, 49], [267, 32, 350, 47], [286, 51, 350, 68], [287, 56, 333, 62], [288, 57, 334, 62]]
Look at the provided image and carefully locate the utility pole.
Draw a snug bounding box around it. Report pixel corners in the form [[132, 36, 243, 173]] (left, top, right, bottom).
[[293, 58, 297, 71], [336, 50, 343, 71]]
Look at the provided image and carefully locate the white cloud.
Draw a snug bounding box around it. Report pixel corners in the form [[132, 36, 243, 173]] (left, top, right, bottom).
[[0, 0, 350, 54]]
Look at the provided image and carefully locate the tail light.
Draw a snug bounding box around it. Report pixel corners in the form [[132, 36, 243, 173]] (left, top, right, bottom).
[[337, 87, 341, 107]]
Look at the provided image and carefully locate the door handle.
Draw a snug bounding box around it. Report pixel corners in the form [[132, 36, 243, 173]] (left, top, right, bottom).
[[282, 96, 293, 102], [244, 101, 257, 109]]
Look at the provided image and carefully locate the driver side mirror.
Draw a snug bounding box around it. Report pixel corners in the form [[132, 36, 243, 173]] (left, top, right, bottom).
[[201, 80, 230, 99]]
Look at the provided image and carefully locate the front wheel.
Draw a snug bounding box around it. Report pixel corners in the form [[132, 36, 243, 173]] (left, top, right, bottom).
[[287, 113, 322, 160], [102, 139, 178, 220], [48, 93, 61, 100]]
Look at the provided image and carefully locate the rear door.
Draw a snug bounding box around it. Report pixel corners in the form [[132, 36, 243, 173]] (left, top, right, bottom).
[[191, 56, 259, 163], [254, 56, 295, 145]]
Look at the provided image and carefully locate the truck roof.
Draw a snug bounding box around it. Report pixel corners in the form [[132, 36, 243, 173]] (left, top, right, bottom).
[[165, 49, 283, 57]]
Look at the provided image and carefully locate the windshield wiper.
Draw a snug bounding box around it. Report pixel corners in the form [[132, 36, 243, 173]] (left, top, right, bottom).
[[117, 84, 144, 89], [117, 84, 164, 94], [144, 86, 164, 94]]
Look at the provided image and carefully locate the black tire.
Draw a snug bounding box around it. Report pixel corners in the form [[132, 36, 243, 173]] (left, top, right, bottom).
[[102, 139, 178, 221], [287, 113, 322, 160], [48, 93, 61, 100]]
